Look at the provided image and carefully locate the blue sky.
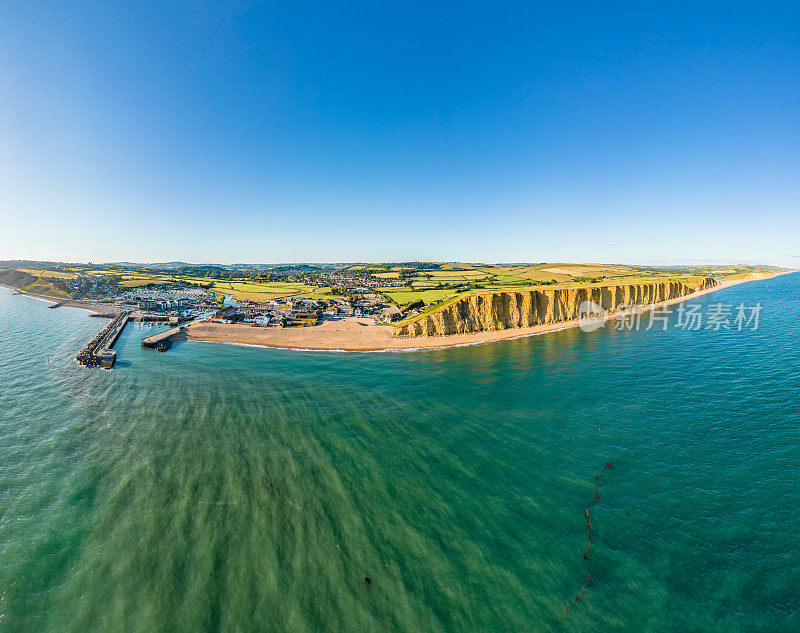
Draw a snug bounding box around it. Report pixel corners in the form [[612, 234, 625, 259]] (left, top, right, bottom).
[[1, 1, 798, 265]]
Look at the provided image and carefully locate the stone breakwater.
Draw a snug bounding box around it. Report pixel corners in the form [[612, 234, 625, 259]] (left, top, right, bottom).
[[76, 311, 129, 367], [394, 279, 717, 338]]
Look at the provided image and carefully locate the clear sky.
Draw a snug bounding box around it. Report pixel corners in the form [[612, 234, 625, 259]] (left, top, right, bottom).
[[1, 1, 798, 265]]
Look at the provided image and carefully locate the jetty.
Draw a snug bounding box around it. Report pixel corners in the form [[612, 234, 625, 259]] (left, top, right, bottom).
[[141, 325, 185, 352], [76, 311, 130, 368]]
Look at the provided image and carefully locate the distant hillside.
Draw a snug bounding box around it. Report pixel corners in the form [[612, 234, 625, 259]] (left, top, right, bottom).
[[0, 260, 69, 270], [108, 261, 193, 270]]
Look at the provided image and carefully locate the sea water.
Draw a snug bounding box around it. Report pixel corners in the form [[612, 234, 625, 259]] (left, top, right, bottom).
[[1, 275, 798, 632]]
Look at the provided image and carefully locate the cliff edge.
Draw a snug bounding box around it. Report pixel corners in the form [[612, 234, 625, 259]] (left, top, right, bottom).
[[394, 278, 717, 338]]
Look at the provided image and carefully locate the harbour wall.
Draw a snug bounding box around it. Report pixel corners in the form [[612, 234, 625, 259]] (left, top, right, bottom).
[[141, 326, 185, 351], [76, 312, 130, 368]]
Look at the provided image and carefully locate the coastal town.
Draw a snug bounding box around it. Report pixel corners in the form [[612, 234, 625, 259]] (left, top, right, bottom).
[[0, 262, 406, 325], [122, 285, 401, 328]]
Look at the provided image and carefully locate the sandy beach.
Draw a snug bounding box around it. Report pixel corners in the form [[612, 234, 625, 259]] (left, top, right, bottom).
[[182, 275, 771, 352]]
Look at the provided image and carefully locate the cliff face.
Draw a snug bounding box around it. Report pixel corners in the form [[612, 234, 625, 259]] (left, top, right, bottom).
[[0, 269, 37, 289], [696, 276, 717, 291], [394, 279, 718, 338]]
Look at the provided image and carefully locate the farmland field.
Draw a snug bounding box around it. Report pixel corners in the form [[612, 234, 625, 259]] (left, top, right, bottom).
[[378, 288, 456, 307], [17, 268, 78, 279], [208, 281, 317, 302], [118, 277, 173, 288]]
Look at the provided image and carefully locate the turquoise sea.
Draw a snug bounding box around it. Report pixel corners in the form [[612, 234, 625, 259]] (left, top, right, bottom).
[[1, 275, 798, 633]]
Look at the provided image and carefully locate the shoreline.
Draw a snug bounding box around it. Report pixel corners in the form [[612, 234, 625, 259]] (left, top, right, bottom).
[[182, 274, 782, 353], [2, 273, 790, 353], [0, 283, 121, 316]]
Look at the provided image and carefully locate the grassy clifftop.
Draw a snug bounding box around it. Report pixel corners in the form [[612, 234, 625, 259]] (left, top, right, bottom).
[[387, 264, 789, 328], [0, 269, 70, 298]]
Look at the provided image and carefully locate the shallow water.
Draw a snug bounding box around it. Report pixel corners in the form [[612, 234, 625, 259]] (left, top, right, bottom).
[[1, 275, 798, 632]]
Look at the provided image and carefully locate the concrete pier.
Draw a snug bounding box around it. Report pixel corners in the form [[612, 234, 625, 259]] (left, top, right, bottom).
[[141, 325, 184, 351], [76, 311, 130, 368], [95, 314, 129, 367], [98, 314, 129, 350], [94, 348, 117, 368]]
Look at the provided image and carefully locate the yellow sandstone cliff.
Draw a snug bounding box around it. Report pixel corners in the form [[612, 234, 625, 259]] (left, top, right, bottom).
[[394, 278, 717, 338]]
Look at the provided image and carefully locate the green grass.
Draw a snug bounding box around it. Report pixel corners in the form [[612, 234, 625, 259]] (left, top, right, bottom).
[[118, 278, 163, 288], [412, 269, 489, 280], [299, 287, 338, 300], [380, 288, 456, 308], [209, 281, 317, 302], [22, 281, 70, 298], [16, 268, 78, 279]]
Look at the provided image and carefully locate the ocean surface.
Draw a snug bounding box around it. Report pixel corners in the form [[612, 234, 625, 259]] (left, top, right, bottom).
[[1, 275, 798, 633]]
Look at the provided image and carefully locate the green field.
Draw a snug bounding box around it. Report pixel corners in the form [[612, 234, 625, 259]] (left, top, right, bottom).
[[22, 280, 70, 297], [118, 277, 173, 288], [208, 281, 317, 302], [378, 288, 456, 307], [17, 268, 78, 279]]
